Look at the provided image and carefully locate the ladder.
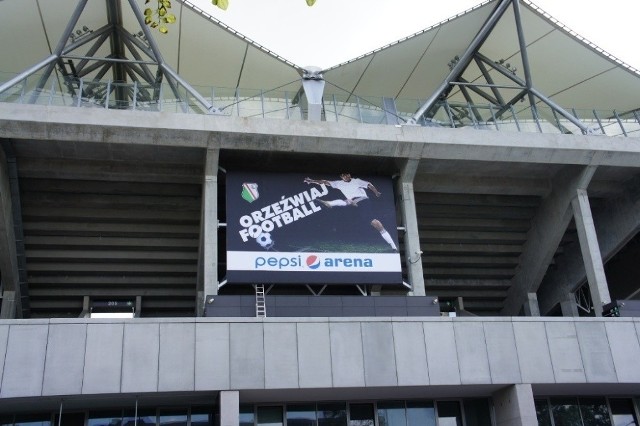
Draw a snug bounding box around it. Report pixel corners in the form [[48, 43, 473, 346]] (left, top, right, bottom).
[[255, 284, 266, 317]]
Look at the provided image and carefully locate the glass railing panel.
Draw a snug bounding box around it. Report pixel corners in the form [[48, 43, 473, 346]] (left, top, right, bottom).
[[1, 71, 639, 138], [328, 93, 363, 124]]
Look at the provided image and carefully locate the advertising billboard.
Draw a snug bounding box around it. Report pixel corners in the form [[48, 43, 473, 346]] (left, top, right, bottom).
[[226, 171, 402, 285]]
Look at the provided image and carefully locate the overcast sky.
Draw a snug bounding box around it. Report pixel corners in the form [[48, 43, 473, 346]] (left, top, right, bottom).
[[190, 0, 640, 71]]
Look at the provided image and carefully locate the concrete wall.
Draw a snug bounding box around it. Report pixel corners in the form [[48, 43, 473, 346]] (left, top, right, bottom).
[[0, 317, 638, 399]]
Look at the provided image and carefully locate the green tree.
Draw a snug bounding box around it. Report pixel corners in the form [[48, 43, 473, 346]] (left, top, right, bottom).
[[145, 0, 316, 34]]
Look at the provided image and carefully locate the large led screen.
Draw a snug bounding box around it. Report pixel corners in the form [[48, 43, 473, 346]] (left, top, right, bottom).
[[226, 171, 402, 284]]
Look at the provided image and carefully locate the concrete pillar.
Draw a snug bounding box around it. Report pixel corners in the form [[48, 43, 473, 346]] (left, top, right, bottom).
[[571, 189, 611, 316], [397, 159, 425, 296], [502, 165, 597, 315], [0, 147, 21, 318], [219, 390, 239, 426], [0, 291, 16, 319], [197, 148, 219, 316], [492, 384, 538, 426], [560, 293, 579, 317], [523, 293, 540, 317]]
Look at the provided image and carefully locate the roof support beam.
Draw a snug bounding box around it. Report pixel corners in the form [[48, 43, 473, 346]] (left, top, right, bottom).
[[502, 165, 597, 315], [410, 0, 513, 123], [474, 53, 589, 133], [127, 0, 219, 114]]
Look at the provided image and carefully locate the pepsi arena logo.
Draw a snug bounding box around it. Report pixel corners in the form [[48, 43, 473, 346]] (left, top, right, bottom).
[[254, 254, 373, 270]]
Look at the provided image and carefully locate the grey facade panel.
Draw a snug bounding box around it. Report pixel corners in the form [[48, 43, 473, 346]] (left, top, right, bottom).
[[264, 323, 299, 389], [195, 322, 230, 391], [82, 323, 124, 395], [230, 323, 265, 389], [42, 323, 87, 396], [545, 321, 587, 383], [361, 322, 398, 387], [423, 321, 461, 385], [121, 323, 160, 393], [454, 321, 491, 384], [484, 322, 522, 384], [296, 322, 333, 389], [0, 326, 9, 395], [605, 321, 640, 382], [159, 322, 195, 392], [329, 322, 365, 387], [575, 321, 617, 383], [1, 324, 48, 398], [0, 318, 638, 400], [513, 321, 555, 383], [392, 321, 429, 386]]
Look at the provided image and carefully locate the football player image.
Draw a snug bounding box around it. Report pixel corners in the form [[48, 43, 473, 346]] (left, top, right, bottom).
[[304, 173, 398, 251]]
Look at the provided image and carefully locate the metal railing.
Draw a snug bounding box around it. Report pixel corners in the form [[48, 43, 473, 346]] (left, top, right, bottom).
[[1, 72, 639, 137]]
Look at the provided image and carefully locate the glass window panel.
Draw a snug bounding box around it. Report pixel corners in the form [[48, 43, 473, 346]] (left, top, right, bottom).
[[317, 403, 347, 426], [0, 416, 12, 426], [349, 404, 374, 426], [287, 404, 317, 426], [535, 400, 553, 426], [463, 399, 491, 426], [258, 406, 284, 426], [377, 402, 406, 426], [436, 402, 462, 426], [240, 405, 255, 426], [405, 401, 435, 426], [551, 398, 582, 426], [123, 409, 155, 426], [609, 399, 638, 426], [579, 398, 611, 426], [88, 410, 123, 426], [158, 409, 188, 426], [14, 414, 51, 426], [191, 408, 214, 426]]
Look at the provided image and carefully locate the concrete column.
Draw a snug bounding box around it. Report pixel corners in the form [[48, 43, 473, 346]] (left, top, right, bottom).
[[523, 293, 540, 317], [197, 148, 219, 316], [502, 165, 597, 315], [219, 390, 239, 426], [0, 148, 20, 318], [0, 291, 16, 319], [560, 293, 579, 317], [492, 384, 538, 426], [397, 159, 425, 296], [571, 189, 611, 316]]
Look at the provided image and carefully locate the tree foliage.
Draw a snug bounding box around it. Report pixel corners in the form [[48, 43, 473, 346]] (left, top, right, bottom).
[[145, 0, 316, 34]]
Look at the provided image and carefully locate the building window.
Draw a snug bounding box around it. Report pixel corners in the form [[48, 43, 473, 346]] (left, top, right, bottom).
[[406, 401, 436, 426], [609, 399, 638, 426], [436, 401, 463, 426], [317, 403, 347, 426], [287, 404, 318, 426], [348, 404, 374, 426], [257, 406, 284, 426], [377, 402, 406, 426]]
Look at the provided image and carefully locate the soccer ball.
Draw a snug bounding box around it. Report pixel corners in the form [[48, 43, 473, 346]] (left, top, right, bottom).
[[256, 232, 274, 249]]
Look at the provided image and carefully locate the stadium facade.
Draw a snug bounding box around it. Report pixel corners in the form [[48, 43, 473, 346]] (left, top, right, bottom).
[[0, 0, 639, 425]]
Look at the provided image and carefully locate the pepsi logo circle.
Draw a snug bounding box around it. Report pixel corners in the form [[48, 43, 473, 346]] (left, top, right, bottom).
[[306, 255, 320, 269]]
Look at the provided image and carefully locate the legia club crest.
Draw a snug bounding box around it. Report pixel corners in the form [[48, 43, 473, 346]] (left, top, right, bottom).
[[241, 183, 259, 203]]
